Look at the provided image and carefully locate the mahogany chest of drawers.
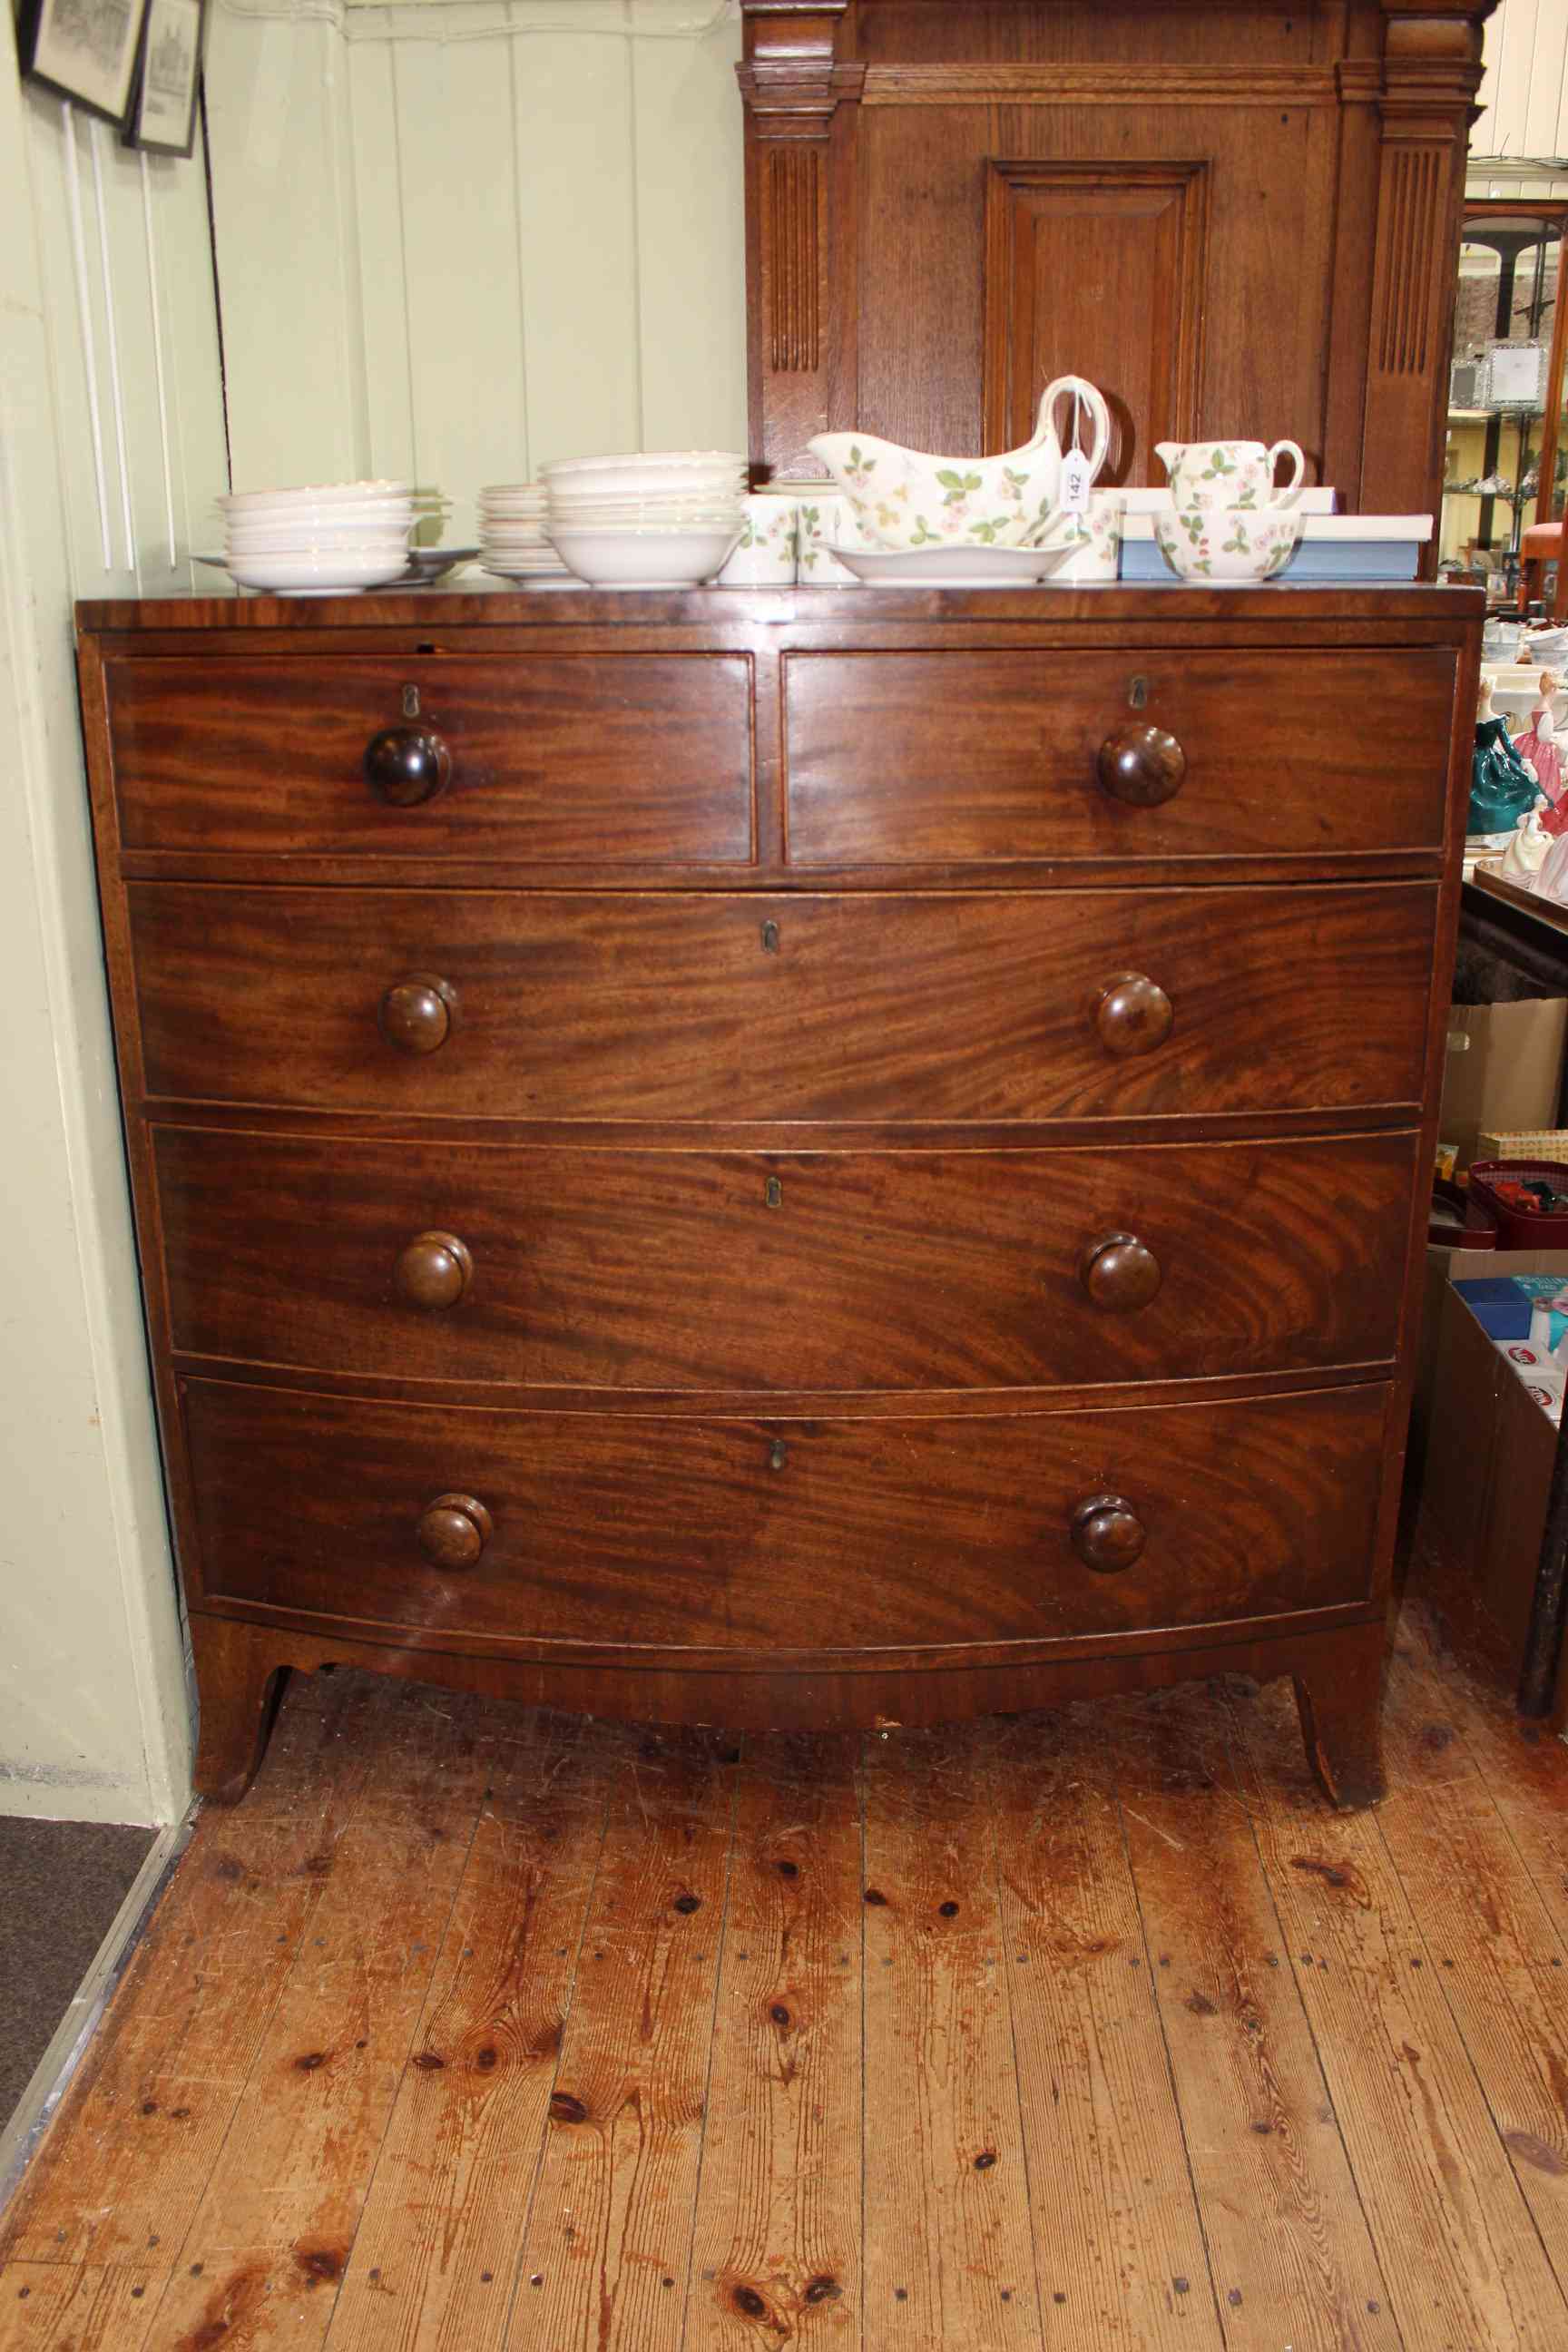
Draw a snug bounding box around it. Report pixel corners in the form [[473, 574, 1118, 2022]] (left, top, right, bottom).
[[77, 584, 1480, 1807]]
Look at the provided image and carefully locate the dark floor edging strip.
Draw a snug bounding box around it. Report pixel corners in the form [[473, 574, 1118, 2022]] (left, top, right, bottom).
[[0, 1809, 197, 2219]]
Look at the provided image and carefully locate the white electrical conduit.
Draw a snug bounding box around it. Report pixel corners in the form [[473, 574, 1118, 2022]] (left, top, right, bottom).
[[139, 154, 179, 570], [61, 103, 113, 572], [88, 118, 137, 574]]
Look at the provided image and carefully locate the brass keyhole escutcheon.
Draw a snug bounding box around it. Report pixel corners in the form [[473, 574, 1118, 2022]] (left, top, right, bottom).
[[768, 1440, 789, 1472], [761, 920, 780, 954], [402, 682, 421, 719], [765, 1176, 783, 1210], [1128, 674, 1149, 710]]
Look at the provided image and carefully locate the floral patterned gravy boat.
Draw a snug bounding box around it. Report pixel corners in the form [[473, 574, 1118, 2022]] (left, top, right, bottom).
[[807, 376, 1111, 551]]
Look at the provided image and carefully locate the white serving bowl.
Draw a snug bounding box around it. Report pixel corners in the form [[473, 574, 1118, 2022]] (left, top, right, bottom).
[[225, 524, 413, 555], [548, 504, 743, 527], [547, 522, 741, 589], [544, 449, 743, 482], [544, 472, 744, 502], [219, 479, 412, 513], [225, 508, 415, 541], [1152, 505, 1302, 585], [224, 548, 413, 593]]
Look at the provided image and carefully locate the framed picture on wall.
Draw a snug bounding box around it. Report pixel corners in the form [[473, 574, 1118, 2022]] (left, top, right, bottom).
[[122, 0, 205, 157], [15, 0, 148, 126]]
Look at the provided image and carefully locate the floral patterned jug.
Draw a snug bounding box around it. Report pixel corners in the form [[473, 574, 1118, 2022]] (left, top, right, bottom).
[[1154, 438, 1307, 511]]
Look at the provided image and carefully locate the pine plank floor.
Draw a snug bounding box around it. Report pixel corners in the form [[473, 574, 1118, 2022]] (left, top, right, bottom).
[[4, 1600, 1568, 2351]]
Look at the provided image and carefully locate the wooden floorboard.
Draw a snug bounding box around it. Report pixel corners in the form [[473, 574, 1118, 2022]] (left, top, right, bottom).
[[682, 1730, 864, 2349], [503, 1722, 740, 2352], [1225, 1670, 1568, 2350], [990, 1701, 1220, 2348], [1113, 1681, 1402, 2351], [5, 1602, 1568, 2352]]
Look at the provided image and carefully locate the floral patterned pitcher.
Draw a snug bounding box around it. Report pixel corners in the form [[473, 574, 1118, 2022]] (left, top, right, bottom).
[[1155, 438, 1307, 511]]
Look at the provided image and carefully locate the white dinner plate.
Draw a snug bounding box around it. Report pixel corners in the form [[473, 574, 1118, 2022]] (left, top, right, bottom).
[[824, 542, 1072, 587]]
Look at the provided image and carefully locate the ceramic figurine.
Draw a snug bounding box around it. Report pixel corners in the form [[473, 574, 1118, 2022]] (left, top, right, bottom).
[[1471, 669, 1546, 839], [1535, 819, 1568, 903], [1514, 671, 1566, 823], [1500, 796, 1553, 887]]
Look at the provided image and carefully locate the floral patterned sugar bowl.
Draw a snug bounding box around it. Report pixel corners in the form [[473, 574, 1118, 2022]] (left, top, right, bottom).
[[807, 375, 1110, 551], [1153, 504, 1303, 586]]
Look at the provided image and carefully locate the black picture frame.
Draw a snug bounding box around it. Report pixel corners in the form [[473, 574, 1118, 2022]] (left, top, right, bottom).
[[121, 0, 205, 158], [15, 0, 149, 128]]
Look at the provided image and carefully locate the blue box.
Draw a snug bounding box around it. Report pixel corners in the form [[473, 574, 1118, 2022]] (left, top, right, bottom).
[[1120, 539, 1422, 585], [1455, 1277, 1534, 1339]]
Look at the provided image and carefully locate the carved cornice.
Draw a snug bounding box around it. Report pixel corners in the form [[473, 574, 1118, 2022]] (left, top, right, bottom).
[[860, 63, 1342, 108]]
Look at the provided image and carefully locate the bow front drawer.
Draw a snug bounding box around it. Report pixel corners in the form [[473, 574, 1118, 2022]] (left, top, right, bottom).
[[155, 1128, 1417, 1392], [181, 1377, 1387, 1655], [103, 653, 754, 863], [127, 881, 1436, 1122], [783, 648, 1458, 865]]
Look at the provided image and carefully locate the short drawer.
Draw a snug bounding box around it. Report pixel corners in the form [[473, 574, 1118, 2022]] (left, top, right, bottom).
[[784, 648, 1458, 864], [155, 1128, 1417, 1391], [182, 1378, 1387, 1651], [128, 882, 1436, 1122], [103, 654, 753, 863]]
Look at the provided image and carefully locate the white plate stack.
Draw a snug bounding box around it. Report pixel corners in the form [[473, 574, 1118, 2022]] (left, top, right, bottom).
[[212, 481, 422, 595], [543, 452, 748, 589], [478, 485, 573, 587]]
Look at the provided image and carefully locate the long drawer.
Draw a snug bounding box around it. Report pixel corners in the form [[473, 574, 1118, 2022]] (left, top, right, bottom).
[[783, 648, 1458, 864], [103, 653, 754, 863], [128, 883, 1436, 1122], [155, 1128, 1417, 1391], [182, 1377, 1387, 1651]]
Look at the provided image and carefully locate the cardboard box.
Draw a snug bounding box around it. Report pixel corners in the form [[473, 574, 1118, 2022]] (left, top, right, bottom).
[[1415, 1247, 1568, 1726], [1439, 1000, 1568, 1171]]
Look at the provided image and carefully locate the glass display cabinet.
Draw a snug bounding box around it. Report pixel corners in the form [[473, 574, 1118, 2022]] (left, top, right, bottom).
[[1443, 201, 1568, 605]]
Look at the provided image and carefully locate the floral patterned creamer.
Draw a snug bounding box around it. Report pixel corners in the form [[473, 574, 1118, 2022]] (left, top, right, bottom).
[[1152, 505, 1303, 584], [715, 495, 799, 584], [1036, 495, 1124, 583], [1154, 438, 1307, 512]]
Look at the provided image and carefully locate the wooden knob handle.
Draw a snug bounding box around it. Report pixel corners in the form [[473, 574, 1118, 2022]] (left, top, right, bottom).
[[1097, 722, 1186, 808], [1080, 1231, 1162, 1312], [379, 974, 458, 1055], [1069, 1493, 1146, 1573], [1094, 973, 1172, 1058], [416, 1492, 492, 1569], [395, 1230, 474, 1309], [365, 726, 451, 807]]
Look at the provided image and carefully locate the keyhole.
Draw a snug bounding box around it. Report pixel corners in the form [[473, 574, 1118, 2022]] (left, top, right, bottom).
[[402, 683, 421, 719], [765, 1176, 782, 1209], [761, 921, 779, 954], [1128, 675, 1149, 710], [768, 1440, 789, 1472]]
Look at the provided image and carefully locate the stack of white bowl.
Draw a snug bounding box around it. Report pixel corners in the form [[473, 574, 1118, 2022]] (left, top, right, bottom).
[[478, 485, 573, 588], [214, 482, 420, 595], [544, 453, 747, 589]]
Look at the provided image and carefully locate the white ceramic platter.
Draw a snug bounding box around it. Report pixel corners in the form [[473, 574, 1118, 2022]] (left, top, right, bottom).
[[823, 543, 1066, 587]]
